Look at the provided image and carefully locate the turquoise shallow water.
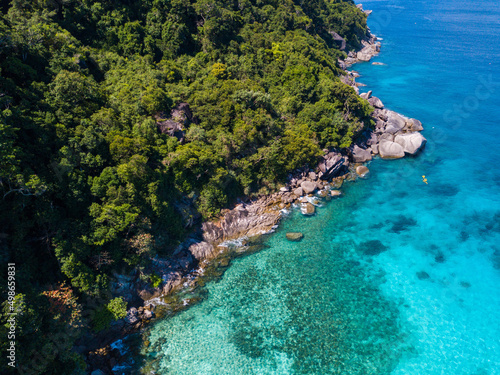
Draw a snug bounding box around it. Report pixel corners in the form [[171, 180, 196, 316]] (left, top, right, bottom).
[[137, 1, 500, 374]]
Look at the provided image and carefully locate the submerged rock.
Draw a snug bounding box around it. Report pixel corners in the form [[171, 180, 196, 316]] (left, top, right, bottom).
[[390, 215, 417, 233], [301, 202, 315, 216], [317, 189, 329, 198], [460, 281, 471, 288], [356, 165, 370, 177], [286, 232, 304, 241], [416, 271, 430, 280], [330, 190, 342, 197], [330, 178, 343, 189], [358, 240, 388, 256], [435, 252, 446, 263]]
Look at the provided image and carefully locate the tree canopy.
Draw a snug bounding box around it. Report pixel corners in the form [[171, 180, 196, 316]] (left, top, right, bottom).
[[0, 0, 371, 372]]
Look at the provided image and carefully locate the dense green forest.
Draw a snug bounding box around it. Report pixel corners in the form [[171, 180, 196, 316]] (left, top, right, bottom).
[[0, 0, 371, 373]]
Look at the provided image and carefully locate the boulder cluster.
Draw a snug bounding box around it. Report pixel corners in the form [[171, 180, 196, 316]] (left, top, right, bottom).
[[355, 90, 426, 160], [156, 102, 196, 143], [342, 34, 381, 67], [185, 159, 348, 260], [84, 303, 156, 374], [124, 304, 156, 328], [120, 153, 351, 311]]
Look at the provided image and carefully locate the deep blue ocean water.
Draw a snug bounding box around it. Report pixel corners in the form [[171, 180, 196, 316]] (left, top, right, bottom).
[[136, 1, 500, 373]]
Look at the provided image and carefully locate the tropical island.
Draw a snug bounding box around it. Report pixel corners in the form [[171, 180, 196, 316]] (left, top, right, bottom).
[[0, 0, 424, 373]]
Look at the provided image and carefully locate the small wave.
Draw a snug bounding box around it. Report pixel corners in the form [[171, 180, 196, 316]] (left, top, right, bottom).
[[280, 207, 292, 216], [219, 237, 249, 249], [146, 297, 169, 307], [112, 362, 134, 374], [306, 196, 323, 207]]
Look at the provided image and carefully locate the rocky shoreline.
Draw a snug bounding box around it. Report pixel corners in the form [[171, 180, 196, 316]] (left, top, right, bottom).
[[82, 9, 427, 374]]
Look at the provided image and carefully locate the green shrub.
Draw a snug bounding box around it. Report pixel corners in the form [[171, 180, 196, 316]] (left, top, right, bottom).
[[91, 297, 128, 332], [150, 272, 162, 288]]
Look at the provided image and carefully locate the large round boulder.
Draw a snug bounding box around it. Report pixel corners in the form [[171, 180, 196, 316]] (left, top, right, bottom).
[[357, 51, 372, 62], [301, 181, 317, 194], [360, 90, 372, 100], [352, 145, 372, 163], [368, 96, 384, 109], [379, 140, 405, 159], [293, 187, 304, 197], [385, 111, 406, 134], [394, 133, 427, 155]]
